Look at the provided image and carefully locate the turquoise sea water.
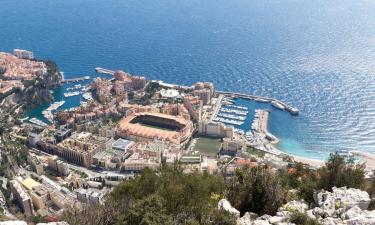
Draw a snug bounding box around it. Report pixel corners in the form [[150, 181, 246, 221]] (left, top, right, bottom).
[[1, 0, 375, 160]]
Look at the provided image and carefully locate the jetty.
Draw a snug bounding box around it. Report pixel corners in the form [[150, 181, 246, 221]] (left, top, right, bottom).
[[251, 109, 279, 144], [95, 67, 115, 75], [216, 91, 299, 115], [62, 76, 90, 83]]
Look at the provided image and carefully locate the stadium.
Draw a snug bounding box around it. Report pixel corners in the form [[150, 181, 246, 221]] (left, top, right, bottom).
[[116, 112, 193, 145]]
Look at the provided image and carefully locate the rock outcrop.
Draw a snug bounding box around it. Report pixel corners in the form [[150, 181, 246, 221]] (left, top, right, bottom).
[[218, 187, 375, 225], [218, 199, 241, 217]]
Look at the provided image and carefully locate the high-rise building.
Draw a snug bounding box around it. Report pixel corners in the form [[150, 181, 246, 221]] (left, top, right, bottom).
[[10, 180, 34, 216]]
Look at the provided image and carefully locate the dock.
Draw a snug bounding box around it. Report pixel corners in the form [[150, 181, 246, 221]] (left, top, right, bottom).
[[216, 91, 299, 115], [251, 110, 279, 144], [95, 67, 115, 75], [62, 76, 90, 83]]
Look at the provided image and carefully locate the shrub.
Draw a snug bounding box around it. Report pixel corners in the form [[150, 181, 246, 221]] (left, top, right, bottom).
[[289, 212, 321, 225], [227, 166, 286, 215]]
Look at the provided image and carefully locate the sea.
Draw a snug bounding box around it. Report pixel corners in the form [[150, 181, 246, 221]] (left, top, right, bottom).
[[1, 0, 375, 160]]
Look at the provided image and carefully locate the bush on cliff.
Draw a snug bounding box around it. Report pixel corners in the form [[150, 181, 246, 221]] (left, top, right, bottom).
[[227, 165, 286, 216], [318, 152, 366, 191], [279, 152, 366, 203]]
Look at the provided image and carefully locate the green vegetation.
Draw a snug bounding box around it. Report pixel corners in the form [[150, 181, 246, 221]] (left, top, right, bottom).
[[64, 168, 236, 225], [246, 147, 265, 158], [318, 152, 365, 191], [279, 152, 366, 203], [139, 123, 175, 131], [194, 137, 222, 157], [227, 165, 286, 215], [131, 82, 160, 105], [61, 151, 372, 224], [289, 212, 322, 225]]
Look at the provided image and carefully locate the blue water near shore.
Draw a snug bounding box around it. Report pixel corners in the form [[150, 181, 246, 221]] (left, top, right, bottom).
[[1, 0, 375, 160]]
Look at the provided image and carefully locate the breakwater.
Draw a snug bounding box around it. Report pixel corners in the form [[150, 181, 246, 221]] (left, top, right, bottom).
[[216, 91, 299, 116]]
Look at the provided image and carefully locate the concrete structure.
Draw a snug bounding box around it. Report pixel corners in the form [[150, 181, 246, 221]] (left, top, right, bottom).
[[28, 156, 44, 175], [76, 188, 104, 205], [112, 138, 134, 152], [222, 137, 245, 155], [54, 128, 72, 143], [116, 112, 193, 145], [198, 120, 234, 138], [38, 132, 112, 168], [13, 49, 34, 59], [10, 180, 33, 216], [48, 156, 69, 176], [192, 82, 214, 105], [27, 133, 41, 148], [183, 95, 202, 122]]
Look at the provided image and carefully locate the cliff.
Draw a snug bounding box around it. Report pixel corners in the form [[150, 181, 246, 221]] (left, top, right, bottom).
[[17, 59, 62, 107]]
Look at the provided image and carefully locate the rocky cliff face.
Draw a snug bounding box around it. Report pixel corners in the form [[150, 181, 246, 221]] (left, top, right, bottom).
[[16, 59, 62, 107], [220, 187, 373, 225]]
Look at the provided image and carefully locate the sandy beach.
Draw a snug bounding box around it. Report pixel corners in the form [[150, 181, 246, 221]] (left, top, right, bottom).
[[349, 150, 375, 171], [291, 155, 325, 168]]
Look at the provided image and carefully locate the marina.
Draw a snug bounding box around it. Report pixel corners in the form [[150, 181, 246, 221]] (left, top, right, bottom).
[[217, 113, 246, 121], [216, 91, 299, 116], [220, 107, 248, 116], [42, 101, 65, 123], [212, 117, 244, 126]]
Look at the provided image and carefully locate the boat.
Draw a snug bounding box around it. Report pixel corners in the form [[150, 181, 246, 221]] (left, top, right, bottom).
[[82, 92, 93, 101], [64, 91, 80, 98], [271, 101, 285, 110]]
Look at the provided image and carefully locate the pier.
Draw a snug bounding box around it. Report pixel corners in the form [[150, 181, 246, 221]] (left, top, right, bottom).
[[62, 76, 90, 83], [95, 67, 115, 75], [251, 110, 279, 144], [216, 91, 299, 115]]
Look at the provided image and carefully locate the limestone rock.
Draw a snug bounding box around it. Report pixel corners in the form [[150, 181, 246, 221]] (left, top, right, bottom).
[[0, 222, 27, 225], [237, 213, 253, 225], [252, 220, 271, 225], [280, 200, 309, 213], [314, 187, 370, 212], [342, 206, 362, 220], [218, 199, 240, 217], [268, 216, 286, 224]]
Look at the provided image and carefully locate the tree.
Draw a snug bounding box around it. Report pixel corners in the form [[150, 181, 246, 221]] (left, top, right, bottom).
[[227, 166, 286, 215], [318, 152, 365, 191]]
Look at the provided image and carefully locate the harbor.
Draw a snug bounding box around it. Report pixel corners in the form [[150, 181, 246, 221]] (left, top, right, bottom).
[[216, 91, 299, 115], [41, 100, 65, 123]]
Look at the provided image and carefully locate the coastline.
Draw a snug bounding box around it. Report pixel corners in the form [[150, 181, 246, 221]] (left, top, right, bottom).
[[349, 150, 375, 171], [291, 155, 325, 168]]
